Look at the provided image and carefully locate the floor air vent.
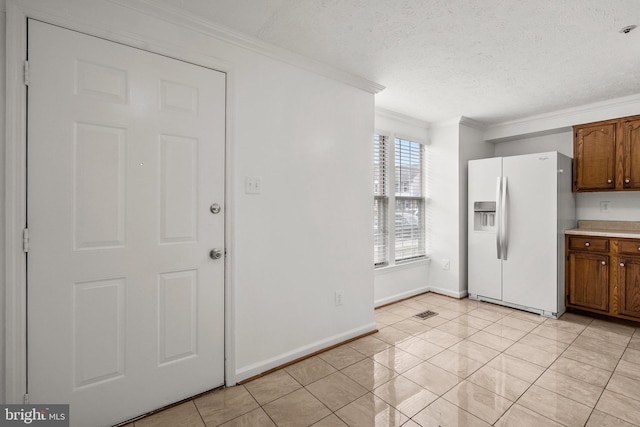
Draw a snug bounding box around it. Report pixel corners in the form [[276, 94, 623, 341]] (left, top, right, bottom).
[[414, 310, 438, 320]]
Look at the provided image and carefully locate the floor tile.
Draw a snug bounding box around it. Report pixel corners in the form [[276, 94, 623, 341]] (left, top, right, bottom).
[[402, 361, 461, 395], [589, 318, 636, 337], [467, 365, 530, 401], [373, 375, 438, 417], [135, 401, 204, 427], [374, 311, 404, 326], [244, 369, 301, 405], [447, 340, 499, 364], [468, 308, 507, 322], [493, 316, 539, 332], [466, 330, 515, 352], [485, 354, 544, 383], [219, 408, 276, 427], [341, 358, 398, 390], [436, 321, 478, 339], [442, 380, 512, 424], [581, 326, 633, 347], [616, 359, 640, 381], [420, 328, 463, 348], [595, 390, 640, 425], [534, 370, 603, 407], [306, 372, 368, 411], [518, 332, 569, 352], [547, 356, 612, 387], [374, 326, 413, 345], [451, 314, 493, 329], [428, 350, 484, 378], [572, 335, 627, 359], [628, 336, 640, 350], [194, 386, 259, 426], [606, 373, 640, 401], [415, 314, 449, 328], [391, 319, 432, 335], [311, 414, 348, 426], [503, 342, 560, 367], [263, 388, 331, 427], [284, 356, 337, 386], [529, 324, 579, 344], [387, 304, 422, 318], [542, 317, 588, 335], [507, 310, 547, 323], [412, 397, 491, 427], [396, 336, 445, 360], [373, 347, 423, 373], [348, 336, 391, 356], [586, 409, 638, 427], [334, 393, 408, 427], [494, 403, 564, 427], [317, 345, 366, 370], [483, 323, 528, 341], [517, 385, 591, 427], [562, 345, 620, 371], [622, 347, 640, 364]]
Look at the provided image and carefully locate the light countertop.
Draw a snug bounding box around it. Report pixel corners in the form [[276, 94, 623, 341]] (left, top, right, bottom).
[[565, 220, 640, 239]]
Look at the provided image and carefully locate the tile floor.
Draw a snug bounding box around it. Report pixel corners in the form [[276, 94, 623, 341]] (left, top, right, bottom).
[[123, 292, 640, 426]]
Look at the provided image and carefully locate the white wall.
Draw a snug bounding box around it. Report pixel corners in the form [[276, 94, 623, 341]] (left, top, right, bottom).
[[458, 121, 493, 294], [373, 109, 430, 306], [494, 130, 573, 158], [427, 120, 463, 297], [2, 0, 376, 393], [0, 1, 6, 405]]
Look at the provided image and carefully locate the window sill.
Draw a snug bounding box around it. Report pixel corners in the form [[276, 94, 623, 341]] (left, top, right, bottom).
[[374, 257, 431, 274]]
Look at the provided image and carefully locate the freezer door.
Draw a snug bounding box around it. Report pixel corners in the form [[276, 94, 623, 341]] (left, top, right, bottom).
[[502, 152, 558, 312], [468, 157, 502, 300]]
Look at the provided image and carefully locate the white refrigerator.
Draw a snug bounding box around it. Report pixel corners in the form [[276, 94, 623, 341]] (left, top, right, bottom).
[[467, 152, 575, 318]]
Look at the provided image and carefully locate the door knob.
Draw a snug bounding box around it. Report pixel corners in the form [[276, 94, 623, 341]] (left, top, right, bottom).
[[210, 249, 223, 260], [620, 262, 625, 267], [601, 261, 606, 265], [585, 242, 590, 247]]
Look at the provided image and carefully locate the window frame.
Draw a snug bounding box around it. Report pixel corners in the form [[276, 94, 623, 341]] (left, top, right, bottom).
[[373, 131, 428, 268]]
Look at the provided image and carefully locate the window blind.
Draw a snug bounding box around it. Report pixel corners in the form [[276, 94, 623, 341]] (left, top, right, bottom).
[[373, 134, 388, 266], [394, 138, 426, 261]]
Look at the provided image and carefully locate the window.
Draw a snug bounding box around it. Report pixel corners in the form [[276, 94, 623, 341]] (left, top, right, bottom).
[[373, 134, 427, 266]]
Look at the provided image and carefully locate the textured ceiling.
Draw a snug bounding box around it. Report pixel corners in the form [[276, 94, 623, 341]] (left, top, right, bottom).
[[154, 0, 640, 125]]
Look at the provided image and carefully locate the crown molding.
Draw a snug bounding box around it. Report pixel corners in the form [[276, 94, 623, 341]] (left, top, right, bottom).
[[431, 115, 486, 129], [108, 0, 385, 95], [485, 93, 640, 141], [375, 107, 430, 128]]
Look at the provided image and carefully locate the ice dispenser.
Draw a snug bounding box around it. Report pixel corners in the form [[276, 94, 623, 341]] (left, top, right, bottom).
[[473, 201, 496, 231]]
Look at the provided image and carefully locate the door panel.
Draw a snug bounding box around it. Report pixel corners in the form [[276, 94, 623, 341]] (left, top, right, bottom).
[[619, 257, 640, 318], [502, 152, 558, 312], [568, 252, 609, 312], [27, 20, 225, 427]]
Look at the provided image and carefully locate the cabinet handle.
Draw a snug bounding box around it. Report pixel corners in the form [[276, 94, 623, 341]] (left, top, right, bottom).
[[601, 261, 606, 265], [620, 262, 625, 267], [607, 179, 613, 184], [625, 178, 630, 184], [585, 242, 590, 247]]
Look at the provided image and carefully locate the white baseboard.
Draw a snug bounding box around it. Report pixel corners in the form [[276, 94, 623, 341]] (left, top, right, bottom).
[[427, 286, 468, 299], [374, 286, 430, 307], [234, 322, 377, 383]]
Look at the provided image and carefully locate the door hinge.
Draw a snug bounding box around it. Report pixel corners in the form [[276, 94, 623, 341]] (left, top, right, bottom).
[[23, 228, 29, 253], [23, 60, 30, 86], [24, 393, 29, 404]]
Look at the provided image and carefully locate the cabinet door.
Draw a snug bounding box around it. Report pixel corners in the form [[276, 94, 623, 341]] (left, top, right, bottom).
[[622, 118, 640, 190], [574, 123, 616, 191], [568, 252, 609, 312], [618, 257, 640, 318]]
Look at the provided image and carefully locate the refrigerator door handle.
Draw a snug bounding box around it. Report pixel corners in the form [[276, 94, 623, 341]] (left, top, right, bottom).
[[502, 176, 508, 260], [496, 176, 502, 260]]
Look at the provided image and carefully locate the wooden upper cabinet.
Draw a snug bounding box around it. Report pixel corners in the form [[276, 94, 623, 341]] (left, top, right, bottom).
[[573, 122, 616, 191], [622, 118, 640, 190], [573, 115, 640, 192]]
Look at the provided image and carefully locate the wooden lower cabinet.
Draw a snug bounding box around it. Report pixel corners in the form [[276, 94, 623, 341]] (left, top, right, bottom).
[[567, 252, 609, 312], [566, 235, 640, 321], [619, 256, 640, 317]]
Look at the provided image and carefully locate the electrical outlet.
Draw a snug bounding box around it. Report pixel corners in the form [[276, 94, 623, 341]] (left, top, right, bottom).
[[443, 259, 450, 270], [335, 290, 344, 306], [245, 176, 262, 194]]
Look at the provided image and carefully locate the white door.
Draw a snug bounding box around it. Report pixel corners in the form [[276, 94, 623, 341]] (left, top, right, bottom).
[[468, 157, 502, 300], [502, 152, 558, 312], [27, 20, 226, 427]]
